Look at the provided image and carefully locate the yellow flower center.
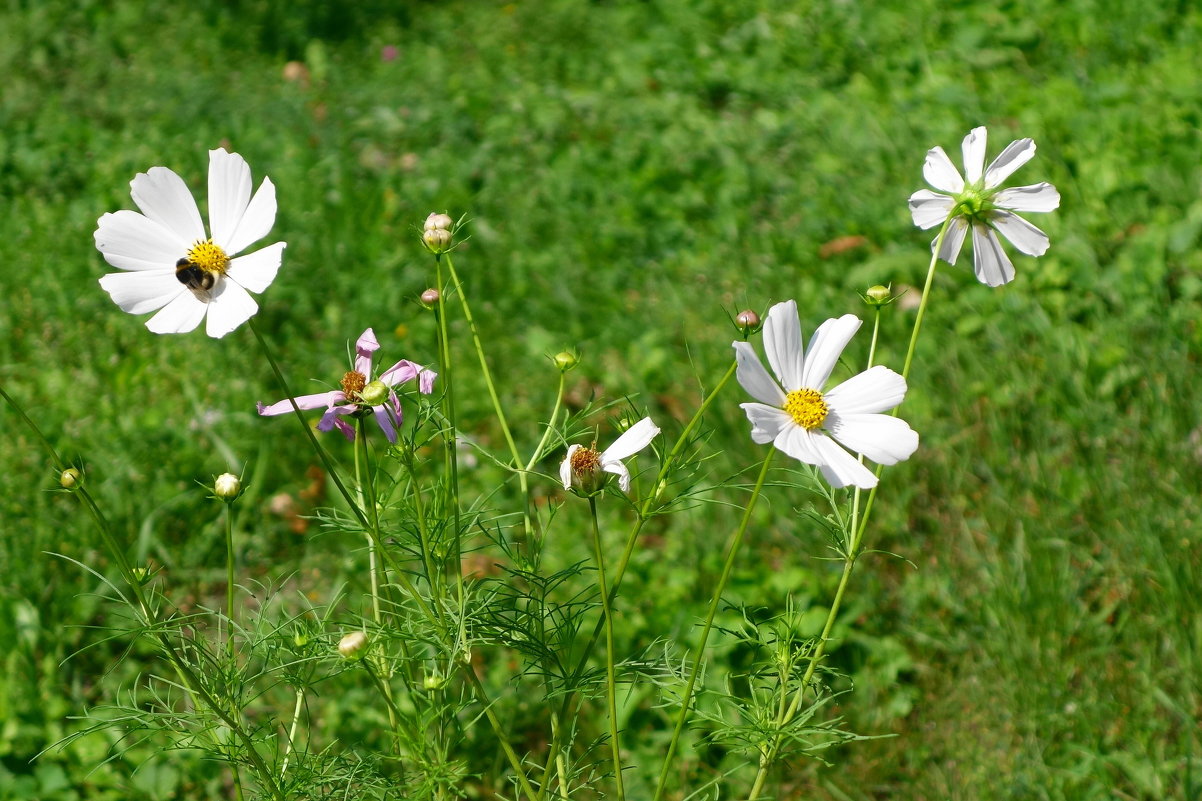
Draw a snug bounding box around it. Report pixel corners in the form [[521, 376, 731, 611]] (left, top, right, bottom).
[[783, 388, 828, 430], [341, 370, 367, 399], [186, 240, 231, 274], [570, 446, 601, 476]]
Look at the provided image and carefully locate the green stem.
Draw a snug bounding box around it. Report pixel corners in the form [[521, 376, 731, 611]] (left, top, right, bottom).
[[433, 265, 466, 614], [355, 418, 383, 626], [279, 687, 305, 777], [589, 496, 626, 801], [900, 215, 954, 381], [652, 450, 775, 801], [224, 505, 236, 642]]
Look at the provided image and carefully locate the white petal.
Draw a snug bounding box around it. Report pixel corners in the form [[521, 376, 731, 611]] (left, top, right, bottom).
[[94, 210, 188, 272], [146, 291, 207, 334], [733, 341, 786, 407], [204, 280, 259, 338], [936, 216, 969, 265], [825, 365, 907, 415], [226, 177, 278, 255], [740, 403, 791, 445], [801, 314, 860, 391], [130, 167, 205, 244], [98, 270, 184, 314], [994, 182, 1060, 213], [824, 412, 919, 466], [961, 127, 987, 185], [603, 416, 660, 461], [970, 223, 1015, 287], [560, 444, 581, 490], [984, 138, 1036, 189], [773, 423, 824, 466], [991, 211, 1050, 257], [207, 149, 253, 250], [226, 242, 285, 294], [908, 190, 955, 230], [763, 300, 805, 390], [922, 146, 964, 194], [807, 432, 879, 489], [601, 459, 633, 493]]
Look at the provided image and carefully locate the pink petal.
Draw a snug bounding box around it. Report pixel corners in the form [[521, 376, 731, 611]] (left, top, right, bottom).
[[257, 391, 343, 416]]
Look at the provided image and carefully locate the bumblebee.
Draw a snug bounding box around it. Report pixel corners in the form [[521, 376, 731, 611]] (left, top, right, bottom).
[[175, 257, 217, 292]]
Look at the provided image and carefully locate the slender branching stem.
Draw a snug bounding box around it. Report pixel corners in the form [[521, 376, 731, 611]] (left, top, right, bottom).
[[589, 496, 626, 801], [653, 450, 775, 801]]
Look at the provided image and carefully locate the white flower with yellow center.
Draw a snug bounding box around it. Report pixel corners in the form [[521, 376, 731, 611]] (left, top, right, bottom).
[[733, 300, 918, 490], [94, 148, 286, 338], [908, 126, 1060, 287], [560, 417, 660, 496]]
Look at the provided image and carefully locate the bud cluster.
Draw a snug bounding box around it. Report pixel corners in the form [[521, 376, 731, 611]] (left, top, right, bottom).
[[422, 212, 455, 254]]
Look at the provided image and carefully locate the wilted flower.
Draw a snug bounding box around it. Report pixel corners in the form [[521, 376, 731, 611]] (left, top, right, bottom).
[[733, 300, 918, 490], [560, 417, 660, 495], [257, 328, 436, 442], [908, 126, 1059, 287], [94, 148, 286, 338]]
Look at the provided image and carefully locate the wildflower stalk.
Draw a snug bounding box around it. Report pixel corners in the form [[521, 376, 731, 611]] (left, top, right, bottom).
[[251, 321, 439, 623], [224, 506, 237, 646], [653, 449, 776, 801], [355, 418, 385, 626], [744, 227, 952, 799], [441, 251, 534, 541], [589, 496, 626, 801], [0, 383, 288, 801], [432, 266, 465, 607], [538, 359, 739, 800], [279, 687, 305, 777]]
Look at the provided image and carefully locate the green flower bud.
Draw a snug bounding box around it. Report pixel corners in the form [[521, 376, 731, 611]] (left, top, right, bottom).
[[553, 350, 579, 372], [60, 468, 82, 490], [423, 672, 445, 691], [422, 227, 452, 253], [359, 380, 390, 406], [862, 284, 896, 309], [131, 566, 152, 585]]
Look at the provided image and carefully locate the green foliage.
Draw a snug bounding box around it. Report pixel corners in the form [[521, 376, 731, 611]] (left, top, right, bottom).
[[1, 0, 1201, 798]]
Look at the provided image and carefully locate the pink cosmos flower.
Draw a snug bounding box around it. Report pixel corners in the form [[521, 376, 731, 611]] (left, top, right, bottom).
[[257, 328, 436, 442]]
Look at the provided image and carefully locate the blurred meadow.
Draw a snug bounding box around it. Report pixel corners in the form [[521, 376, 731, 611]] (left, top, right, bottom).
[[2, 0, 1201, 798]]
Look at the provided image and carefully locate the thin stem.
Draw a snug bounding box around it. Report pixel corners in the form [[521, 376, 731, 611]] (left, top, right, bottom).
[[224, 505, 236, 642], [652, 450, 775, 801], [433, 265, 465, 613], [279, 687, 305, 777], [589, 496, 626, 801], [900, 215, 953, 381], [356, 418, 383, 626]]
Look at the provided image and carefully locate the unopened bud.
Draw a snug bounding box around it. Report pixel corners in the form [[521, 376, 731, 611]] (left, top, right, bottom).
[[359, 380, 389, 406], [422, 227, 452, 253], [293, 631, 311, 648], [424, 212, 454, 231], [735, 309, 761, 336], [863, 285, 894, 309], [420, 288, 441, 307], [338, 631, 368, 659], [553, 351, 579, 372], [423, 672, 445, 691], [131, 566, 152, 585], [214, 473, 241, 501], [60, 468, 82, 490]]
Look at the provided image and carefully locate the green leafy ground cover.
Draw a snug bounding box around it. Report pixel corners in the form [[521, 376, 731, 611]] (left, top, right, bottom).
[[1, 0, 1200, 798]]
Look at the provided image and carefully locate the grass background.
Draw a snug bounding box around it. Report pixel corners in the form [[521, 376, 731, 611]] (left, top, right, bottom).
[[2, 0, 1201, 798]]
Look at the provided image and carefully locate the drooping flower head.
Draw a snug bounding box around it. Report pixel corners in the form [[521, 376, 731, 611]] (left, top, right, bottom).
[[94, 148, 286, 338], [733, 300, 918, 490], [560, 417, 660, 496], [257, 328, 437, 443], [908, 126, 1060, 287]]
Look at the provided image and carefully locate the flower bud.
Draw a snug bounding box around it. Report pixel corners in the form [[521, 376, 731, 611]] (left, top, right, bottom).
[[422, 227, 453, 253], [338, 631, 368, 659], [420, 288, 441, 307], [423, 672, 445, 691], [735, 309, 761, 336], [214, 473, 241, 501], [358, 380, 389, 406], [293, 630, 311, 648], [131, 566, 152, 585], [553, 350, 579, 372], [60, 468, 82, 490], [862, 284, 894, 309], [424, 212, 454, 231]]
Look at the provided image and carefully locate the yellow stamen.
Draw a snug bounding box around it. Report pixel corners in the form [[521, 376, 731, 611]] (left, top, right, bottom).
[[784, 388, 828, 430], [186, 239, 231, 275], [341, 371, 367, 398], [570, 446, 601, 476]]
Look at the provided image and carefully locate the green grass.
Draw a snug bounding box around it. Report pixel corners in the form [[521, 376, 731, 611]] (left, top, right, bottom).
[[2, 0, 1201, 798]]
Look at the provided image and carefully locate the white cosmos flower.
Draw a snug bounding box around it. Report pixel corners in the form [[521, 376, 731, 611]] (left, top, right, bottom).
[[560, 416, 661, 495], [733, 300, 918, 490], [908, 126, 1060, 288], [94, 148, 286, 338]]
